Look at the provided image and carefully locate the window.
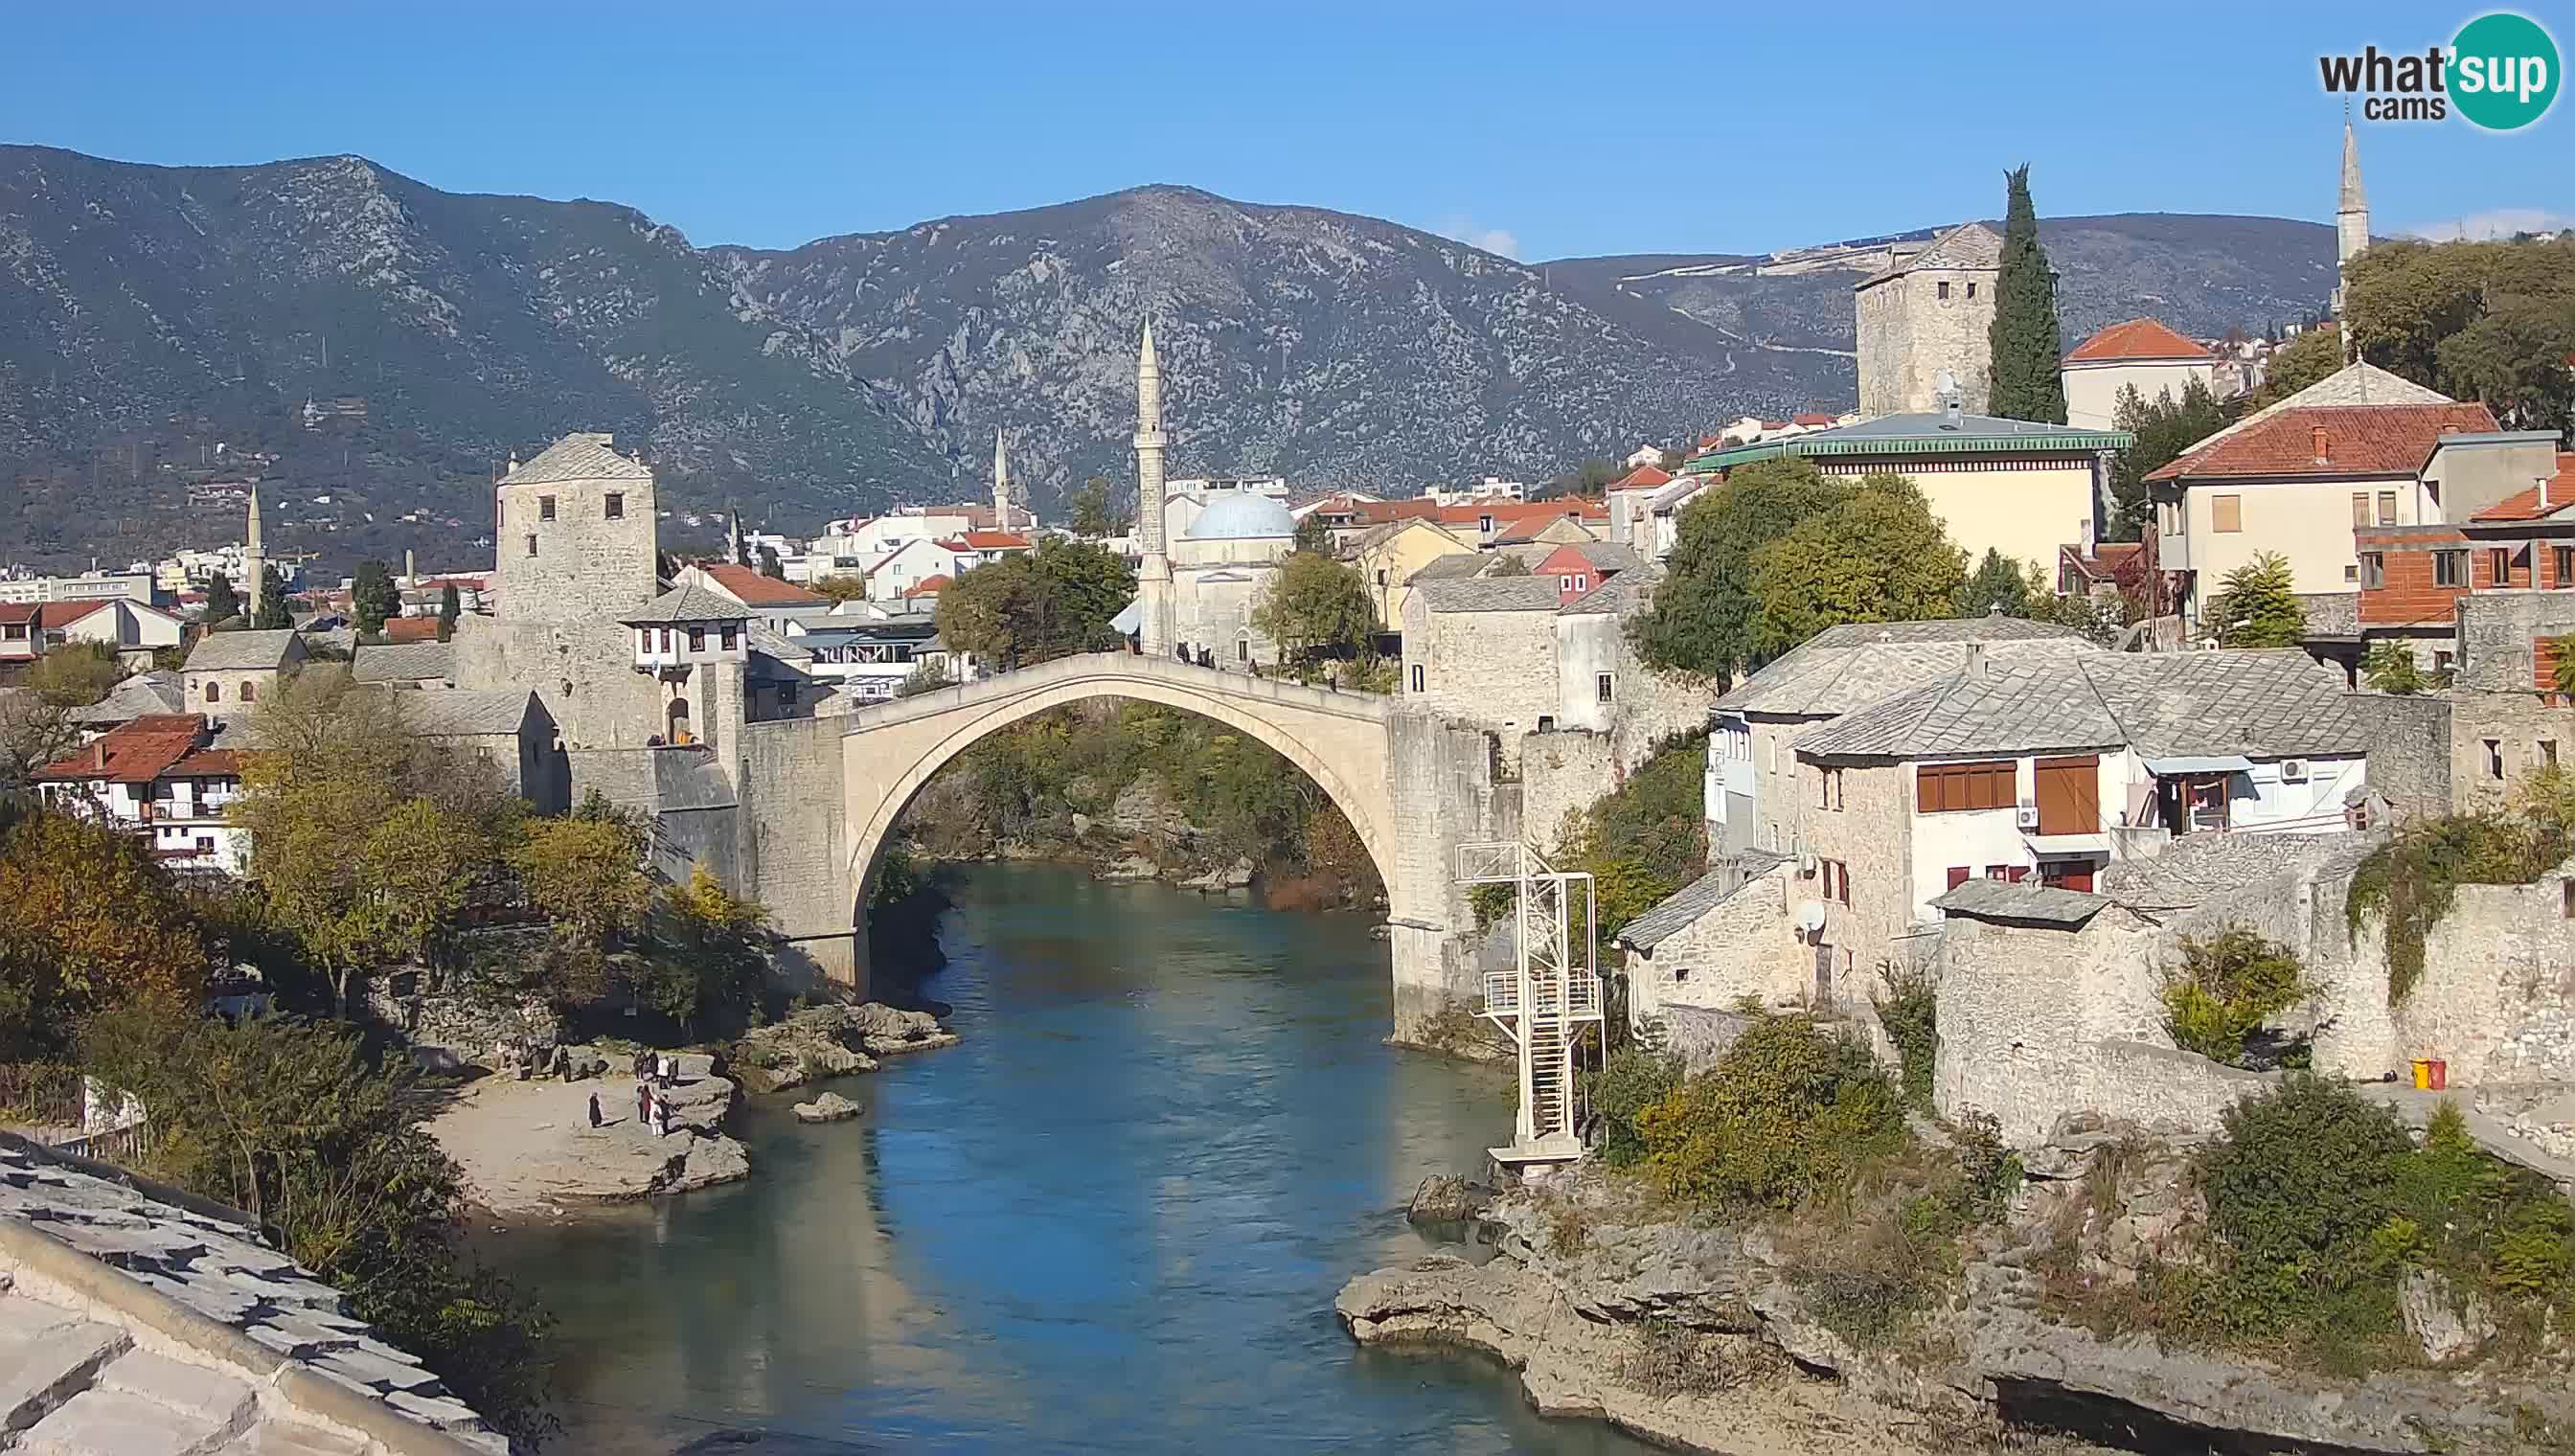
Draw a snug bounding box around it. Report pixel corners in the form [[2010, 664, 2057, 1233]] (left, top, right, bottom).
[[688, 627, 706, 651], [1937, 281, 1951, 301], [2487, 739, 2505, 781], [1409, 664, 1424, 693], [605, 491, 625, 520], [2344, 564, 2359, 582], [2493, 548, 2515, 585], [1946, 866, 1971, 890], [1916, 762, 2014, 812], [1574, 575, 1588, 592], [2556, 546, 2573, 587], [1966, 282, 1978, 300], [1236, 637, 1249, 662], [1596, 671, 1614, 705], [205, 681, 220, 703], [780, 682, 799, 708], [2565, 880, 2575, 920], [1376, 570, 1386, 586], [525, 534, 538, 557], [539, 495, 557, 521], [2544, 740, 2561, 770], [638, 628, 650, 654], [2435, 550, 2467, 587], [2377, 490, 2398, 526], [194, 836, 213, 854], [2436, 648, 2456, 672], [1536, 716, 1556, 733], [1477, 515, 1493, 535], [719, 626, 739, 650], [1822, 859, 1851, 906], [2360, 553, 2385, 589], [1560, 576, 1574, 591], [2211, 495, 2243, 533], [1984, 864, 2013, 881], [239, 681, 256, 703], [2352, 492, 2372, 528]]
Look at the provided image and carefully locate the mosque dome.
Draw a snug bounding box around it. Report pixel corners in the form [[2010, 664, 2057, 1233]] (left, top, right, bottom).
[[1182, 491, 1297, 541]]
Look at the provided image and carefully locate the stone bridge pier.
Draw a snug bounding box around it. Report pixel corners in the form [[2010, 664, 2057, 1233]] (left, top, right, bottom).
[[808, 652, 1502, 1042]]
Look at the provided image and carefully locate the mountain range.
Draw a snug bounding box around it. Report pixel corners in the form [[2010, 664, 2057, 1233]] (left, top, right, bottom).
[[0, 145, 2340, 571]]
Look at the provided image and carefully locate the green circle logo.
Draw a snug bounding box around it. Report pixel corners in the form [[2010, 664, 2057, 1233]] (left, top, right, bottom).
[[2452, 11, 2560, 130]]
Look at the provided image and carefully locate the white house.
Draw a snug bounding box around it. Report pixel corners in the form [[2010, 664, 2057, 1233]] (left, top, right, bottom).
[[32, 713, 249, 875]]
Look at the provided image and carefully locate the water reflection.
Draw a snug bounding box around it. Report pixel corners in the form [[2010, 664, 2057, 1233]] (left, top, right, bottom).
[[484, 866, 1655, 1454]]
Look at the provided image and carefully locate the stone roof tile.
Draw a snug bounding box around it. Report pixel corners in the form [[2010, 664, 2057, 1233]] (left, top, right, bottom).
[[1716, 618, 2097, 717], [181, 629, 300, 673], [1616, 853, 1789, 948], [502, 431, 650, 486], [1931, 876, 2108, 927], [1413, 577, 1565, 613]]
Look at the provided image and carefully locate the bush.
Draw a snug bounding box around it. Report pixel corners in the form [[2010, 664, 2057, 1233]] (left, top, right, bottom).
[[2349, 814, 2570, 1005], [2159, 927, 2309, 1067], [1590, 1039, 1683, 1167], [1873, 960, 1938, 1111], [1633, 1014, 1904, 1211]]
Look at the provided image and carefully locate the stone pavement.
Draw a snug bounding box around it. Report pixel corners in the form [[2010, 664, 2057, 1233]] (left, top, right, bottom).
[[0, 1136, 505, 1455]]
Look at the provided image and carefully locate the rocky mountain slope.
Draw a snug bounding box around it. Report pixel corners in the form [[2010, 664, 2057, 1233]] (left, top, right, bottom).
[[0, 145, 2337, 570]]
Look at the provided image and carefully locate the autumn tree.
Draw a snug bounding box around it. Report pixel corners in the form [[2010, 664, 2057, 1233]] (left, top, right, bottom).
[[1987, 165, 2067, 423], [24, 642, 122, 707], [935, 536, 1135, 666], [1251, 549, 1376, 661], [641, 865, 771, 1038], [809, 575, 870, 603], [1749, 474, 1969, 657], [1485, 553, 1532, 577], [1628, 458, 1853, 682], [2202, 551, 2307, 648], [509, 807, 655, 989], [0, 810, 205, 1058], [227, 670, 491, 1013], [0, 694, 79, 805]]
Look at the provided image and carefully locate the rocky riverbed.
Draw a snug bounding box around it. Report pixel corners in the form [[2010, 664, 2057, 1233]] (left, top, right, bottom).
[[1340, 1132, 2575, 1456], [423, 1062, 749, 1218]]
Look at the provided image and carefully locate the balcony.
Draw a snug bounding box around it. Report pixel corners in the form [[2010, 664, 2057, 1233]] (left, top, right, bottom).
[[1482, 969, 1605, 1021]]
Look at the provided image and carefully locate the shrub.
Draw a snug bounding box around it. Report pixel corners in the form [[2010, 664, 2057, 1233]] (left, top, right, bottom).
[[1590, 1041, 1683, 1167], [1633, 1015, 1904, 1211], [2349, 815, 2571, 1005], [2159, 927, 2309, 1066], [1873, 960, 1938, 1111]]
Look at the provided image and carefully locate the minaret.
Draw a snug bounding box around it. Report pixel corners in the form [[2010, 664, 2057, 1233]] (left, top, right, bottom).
[[1133, 322, 1174, 654], [991, 428, 1013, 531], [2334, 120, 2369, 353], [242, 484, 265, 622]]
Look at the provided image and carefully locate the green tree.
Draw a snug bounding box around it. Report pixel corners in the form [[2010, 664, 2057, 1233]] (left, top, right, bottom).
[[2361, 640, 2430, 694], [644, 864, 770, 1038], [1987, 164, 2067, 423], [1485, 553, 1532, 577], [202, 573, 241, 627], [1065, 476, 1131, 538], [935, 536, 1136, 667], [2107, 376, 2229, 540], [352, 559, 399, 636], [1292, 512, 1333, 555], [2242, 324, 2345, 412], [896, 658, 951, 696], [1545, 458, 1624, 499], [79, 1005, 557, 1446], [1251, 550, 1376, 661], [436, 582, 460, 642], [2345, 237, 2575, 395], [2437, 288, 2575, 432], [1748, 475, 1969, 658], [1628, 459, 1852, 681], [1956, 548, 2032, 618], [2202, 550, 2306, 648], [758, 544, 785, 580], [0, 810, 206, 1059], [809, 575, 870, 603], [24, 642, 122, 708], [252, 564, 293, 630]]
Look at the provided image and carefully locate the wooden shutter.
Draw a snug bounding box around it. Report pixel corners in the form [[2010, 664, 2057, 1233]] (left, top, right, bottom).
[[2034, 756, 2102, 835], [2212, 495, 2243, 533], [1918, 764, 1948, 811], [1946, 866, 1971, 890]]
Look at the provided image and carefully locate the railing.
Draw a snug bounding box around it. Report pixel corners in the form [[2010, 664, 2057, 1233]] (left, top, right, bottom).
[[52, 1121, 152, 1166], [1481, 969, 1604, 1020]]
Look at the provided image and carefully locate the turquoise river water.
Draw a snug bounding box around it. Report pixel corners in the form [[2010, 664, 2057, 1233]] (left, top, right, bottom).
[[482, 864, 1661, 1454]]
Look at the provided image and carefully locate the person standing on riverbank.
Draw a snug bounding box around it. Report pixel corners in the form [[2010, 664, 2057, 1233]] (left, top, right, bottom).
[[587, 1090, 603, 1128], [636, 1080, 651, 1126]]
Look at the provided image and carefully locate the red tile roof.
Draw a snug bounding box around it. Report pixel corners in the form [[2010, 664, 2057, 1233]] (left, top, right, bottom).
[[34, 601, 109, 628], [33, 714, 213, 785], [382, 616, 442, 643], [2471, 453, 2575, 522], [1607, 464, 1673, 490], [1792, 413, 1835, 427], [2064, 317, 2218, 364], [2145, 403, 2501, 483], [0, 603, 36, 626], [948, 531, 1031, 551], [1435, 498, 1607, 530], [695, 562, 829, 607], [902, 575, 951, 599]]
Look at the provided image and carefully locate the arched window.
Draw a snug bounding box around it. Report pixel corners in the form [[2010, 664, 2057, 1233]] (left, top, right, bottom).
[[205, 681, 221, 703], [667, 696, 693, 746], [240, 680, 257, 703]]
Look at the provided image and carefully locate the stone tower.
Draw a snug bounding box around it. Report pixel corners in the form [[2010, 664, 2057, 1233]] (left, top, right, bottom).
[[241, 484, 265, 621], [453, 432, 667, 749], [991, 428, 1013, 530], [2334, 121, 2370, 343], [1853, 222, 2003, 418], [1133, 322, 1175, 654]]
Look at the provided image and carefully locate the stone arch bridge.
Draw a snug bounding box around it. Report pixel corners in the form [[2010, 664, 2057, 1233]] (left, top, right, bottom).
[[807, 652, 1471, 1038]]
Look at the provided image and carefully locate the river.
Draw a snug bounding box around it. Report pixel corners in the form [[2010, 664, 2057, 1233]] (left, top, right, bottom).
[[483, 864, 1660, 1454]]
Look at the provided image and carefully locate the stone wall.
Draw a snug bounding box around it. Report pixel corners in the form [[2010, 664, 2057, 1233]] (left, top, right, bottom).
[[1935, 906, 2183, 1144], [2388, 870, 2575, 1084], [2345, 691, 2452, 820], [1857, 268, 1994, 418], [453, 614, 667, 753], [1401, 595, 1561, 761], [366, 967, 566, 1072], [1627, 862, 1807, 1022], [736, 715, 855, 986], [2450, 689, 2571, 814], [1800, 760, 1926, 977], [1386, 706, 1523, 1039], [1519, 730, 1621, 853]]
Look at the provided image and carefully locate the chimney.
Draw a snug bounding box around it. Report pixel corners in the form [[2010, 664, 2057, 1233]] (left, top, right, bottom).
[[2313, 425, 2331, 465], [1965, 642, 1988, 679]]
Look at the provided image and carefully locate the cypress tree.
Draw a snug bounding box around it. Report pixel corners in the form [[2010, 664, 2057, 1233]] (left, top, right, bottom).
[[252, 565, 293, 630], [1987, 165, 2067, 423], [437, 582, 461, 641]]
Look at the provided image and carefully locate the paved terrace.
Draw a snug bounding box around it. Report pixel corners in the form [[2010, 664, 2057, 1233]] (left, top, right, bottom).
[[0, 1135, 505, 1455]]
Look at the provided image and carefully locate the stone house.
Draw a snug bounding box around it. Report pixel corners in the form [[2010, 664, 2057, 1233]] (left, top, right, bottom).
[[351, 638, 456, 688], [1533, 539, 1640, 605], [1602, 463, 1672, 550], [1401, 577, 1565, 756], [180, 627, 308, 717], [2060, 317, 2221, 431], [394, 688, 568, 815], [681, 561, 832, 631], [1678, 411, 2131, 583], [2446, 590, 2575, 813], [67, 670, 183, 739], [1354, 516, 1475, 628], [1855, 221, 2001, 418], [1619, 852, 1803, 1032]]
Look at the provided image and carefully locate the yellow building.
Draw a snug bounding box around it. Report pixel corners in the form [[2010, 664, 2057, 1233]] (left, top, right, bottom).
[[1675, 412, 2133, 579], [1354, 517, 1476, 628]]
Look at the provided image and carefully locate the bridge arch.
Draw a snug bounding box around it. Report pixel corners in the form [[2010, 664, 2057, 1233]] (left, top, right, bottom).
[[839, 653, 1403, 916]]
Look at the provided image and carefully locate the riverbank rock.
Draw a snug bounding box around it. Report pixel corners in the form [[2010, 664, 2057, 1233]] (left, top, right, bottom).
[[1406, 1173, 1493, 1225], [1103, 854, 1159, 880], [792, 1092, 860, 1124], [731, 1003, 960, 1094], [1180, 858, 1255, 892], [423, 1072, 750, 1215]]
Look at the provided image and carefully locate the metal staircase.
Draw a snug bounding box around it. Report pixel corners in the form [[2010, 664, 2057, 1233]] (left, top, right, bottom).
[[1458, 840, 1604, 1167]]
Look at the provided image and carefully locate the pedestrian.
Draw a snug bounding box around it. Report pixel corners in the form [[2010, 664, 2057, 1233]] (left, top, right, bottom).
[[587, 1091, 602, 1129], [636, 1080, 651, 1126], [652, 1098, 671, 1139]]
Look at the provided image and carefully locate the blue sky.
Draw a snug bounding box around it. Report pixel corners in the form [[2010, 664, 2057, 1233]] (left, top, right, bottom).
[[3, 2, 2565, 260]]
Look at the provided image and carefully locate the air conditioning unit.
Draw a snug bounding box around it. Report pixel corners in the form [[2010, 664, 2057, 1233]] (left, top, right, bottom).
[[1798, 853, 1819, 876], [2016, 805, 2041, 830], [2279, 758, 2310, 783]]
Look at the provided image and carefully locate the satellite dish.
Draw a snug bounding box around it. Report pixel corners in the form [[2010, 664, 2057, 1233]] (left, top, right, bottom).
[[1934, 368, 1960, 398]]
